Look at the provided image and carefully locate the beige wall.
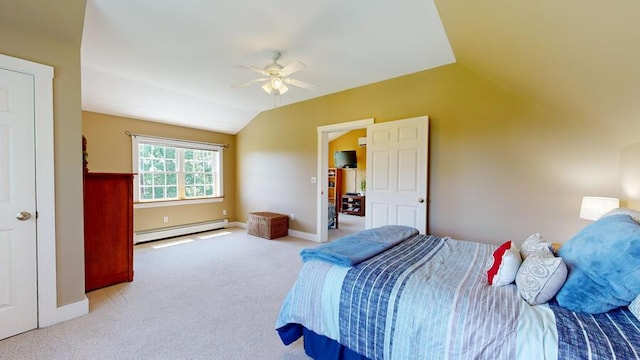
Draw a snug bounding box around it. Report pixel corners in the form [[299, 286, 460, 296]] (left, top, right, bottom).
[[82, 111, 236, 231], [237, 63, 621, 244], [329, 129, 367, 193], [620, 142, 640, 210], [0, 28, 85, 306]]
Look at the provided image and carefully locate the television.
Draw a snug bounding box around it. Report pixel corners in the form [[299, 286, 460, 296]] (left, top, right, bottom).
[[334, 150, 357, 168]]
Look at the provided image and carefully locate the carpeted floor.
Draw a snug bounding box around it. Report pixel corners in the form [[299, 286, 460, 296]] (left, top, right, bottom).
[[0, 227, 318, 360], [328, 213, 365, 242]]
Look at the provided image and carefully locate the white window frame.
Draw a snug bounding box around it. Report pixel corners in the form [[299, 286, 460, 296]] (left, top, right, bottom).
[[132, 135, 224, 209]]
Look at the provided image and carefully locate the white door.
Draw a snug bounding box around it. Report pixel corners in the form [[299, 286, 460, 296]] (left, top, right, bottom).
[[0, 67, 38, 339], [365, 116, 429, 233]]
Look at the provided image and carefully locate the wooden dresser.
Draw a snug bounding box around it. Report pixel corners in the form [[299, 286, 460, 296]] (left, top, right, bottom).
[[83, 173, 135, 292]]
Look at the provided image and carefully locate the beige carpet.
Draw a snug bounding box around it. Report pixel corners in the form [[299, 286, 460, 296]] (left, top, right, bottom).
[[328, 213, 365, 242], [0, 227, 317, 360]]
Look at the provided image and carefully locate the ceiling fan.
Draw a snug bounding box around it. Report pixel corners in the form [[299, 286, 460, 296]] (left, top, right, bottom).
[[232, 51, 318, 96]]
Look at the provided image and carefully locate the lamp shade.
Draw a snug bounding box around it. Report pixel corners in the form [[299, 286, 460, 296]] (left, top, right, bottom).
[[579, 196, 619, 221]]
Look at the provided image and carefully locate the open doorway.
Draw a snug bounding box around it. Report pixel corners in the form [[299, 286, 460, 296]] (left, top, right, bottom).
[[316, 118, 374, 243], [328, 132, 367, 241]]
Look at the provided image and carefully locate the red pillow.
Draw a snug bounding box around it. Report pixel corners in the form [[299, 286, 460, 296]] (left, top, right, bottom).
[[487, 240, 522, 286]]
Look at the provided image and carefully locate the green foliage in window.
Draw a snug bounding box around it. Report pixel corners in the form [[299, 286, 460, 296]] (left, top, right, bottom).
[[141, 187, 153, 200], [167, 173, 177, 185], [154, 187, 165, 199], [137, 142, 220, 202], [153, 174, 166, 185], [166, 160, 176, 172], [142, 174, 153, 186], [140, 144, 152, 158], [152, 146, 165, 158]]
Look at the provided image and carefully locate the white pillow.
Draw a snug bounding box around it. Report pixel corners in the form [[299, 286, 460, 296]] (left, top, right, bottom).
[[486, 241, 522, 286], [516, 254, 567, 305], [520, 233, 552, 259], [630, 293, 640, 322]]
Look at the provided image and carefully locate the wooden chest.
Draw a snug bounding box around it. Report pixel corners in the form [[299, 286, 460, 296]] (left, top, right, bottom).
[[247, 212, 289, 239]]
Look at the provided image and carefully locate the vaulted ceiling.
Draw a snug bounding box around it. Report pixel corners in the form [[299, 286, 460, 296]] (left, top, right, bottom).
[[79, 0, 455, 134], [2, 1, 640, 145]]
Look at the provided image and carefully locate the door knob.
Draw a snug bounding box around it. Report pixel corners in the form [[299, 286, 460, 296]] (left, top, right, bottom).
[[418, 198, 425, 203], [16, 211, 31, 221]]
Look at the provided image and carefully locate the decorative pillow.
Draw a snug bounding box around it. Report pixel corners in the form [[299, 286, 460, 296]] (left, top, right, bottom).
[[487, 241, 522, 286], [520, 233, 552, 259], [630, 293, 640, 322], [600, 207, 640, 224], [556, 214, 640, 313], [515, 254, 567, 305]]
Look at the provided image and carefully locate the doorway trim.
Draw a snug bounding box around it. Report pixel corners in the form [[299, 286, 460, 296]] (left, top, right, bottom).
[[0, 53, 88, 328], [317, 118, 374, 243]]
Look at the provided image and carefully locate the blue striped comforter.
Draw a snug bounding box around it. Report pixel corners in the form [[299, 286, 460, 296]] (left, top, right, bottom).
[[276, 235, 640, 360]]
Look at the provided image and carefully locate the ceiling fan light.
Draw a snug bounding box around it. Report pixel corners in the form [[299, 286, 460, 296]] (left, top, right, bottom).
[[278, 84, 289, 95], [271, 76, 284, 89], [261, 82, 273, 94]]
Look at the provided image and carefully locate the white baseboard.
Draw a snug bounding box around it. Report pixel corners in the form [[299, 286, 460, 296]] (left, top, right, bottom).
[[39, 295, 89, 328], [236, 221, 318, 242], [134, 219, 229, 243], [288, 229, 319, 242], [231, 221, 246, 229]]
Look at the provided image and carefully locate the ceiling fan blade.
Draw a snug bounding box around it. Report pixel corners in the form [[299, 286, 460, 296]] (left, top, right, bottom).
[[230, 77, 269, 88], [284, 77, 318, 90], [240, 65, 269, 76], [280, 61, 306, 76]]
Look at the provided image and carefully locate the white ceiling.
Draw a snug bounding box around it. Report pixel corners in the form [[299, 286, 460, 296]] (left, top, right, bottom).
[[81, 0, 455, 134]]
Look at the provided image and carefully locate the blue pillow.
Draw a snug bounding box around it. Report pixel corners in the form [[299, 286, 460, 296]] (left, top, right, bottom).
[[556, 214, 640, 313]]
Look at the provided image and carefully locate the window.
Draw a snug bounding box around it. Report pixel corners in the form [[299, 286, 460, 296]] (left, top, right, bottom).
[[132, 136, 223, 205]]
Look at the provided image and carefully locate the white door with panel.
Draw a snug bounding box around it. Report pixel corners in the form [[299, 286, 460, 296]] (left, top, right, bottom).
[[365, 116, 429, 233], [0, 67, 38, 339]]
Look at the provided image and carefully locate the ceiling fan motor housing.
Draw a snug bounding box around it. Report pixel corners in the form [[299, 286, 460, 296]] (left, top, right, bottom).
[[265, 63, 283, 76]]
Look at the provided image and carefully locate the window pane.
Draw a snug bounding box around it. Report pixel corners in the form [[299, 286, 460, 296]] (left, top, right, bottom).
[[167, 186, 178, 198], [152, 146, 165, 158], [184, 150, 193, 160], [137, 144, 180, 201], [166, 160, 176, 172], [152, 159, 165, 171], [154, 187, 165, 199], [185, 173, 194, 185], [153, 174, 166, 185], [141, 158, 152, 172], [143, 174, 154, 186], [140, 144, 152, 157], [141, 187, 153, 200], [167, 173, 177, 185]]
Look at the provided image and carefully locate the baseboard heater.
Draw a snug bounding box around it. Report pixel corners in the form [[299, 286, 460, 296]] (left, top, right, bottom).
[[134, 219, 229, 244]]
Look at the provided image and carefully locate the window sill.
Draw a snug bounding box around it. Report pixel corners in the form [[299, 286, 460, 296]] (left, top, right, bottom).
[[134, 197, 223, 209]]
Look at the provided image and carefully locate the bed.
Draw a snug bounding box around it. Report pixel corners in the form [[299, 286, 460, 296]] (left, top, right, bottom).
[[276, 213, 640, 360]]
